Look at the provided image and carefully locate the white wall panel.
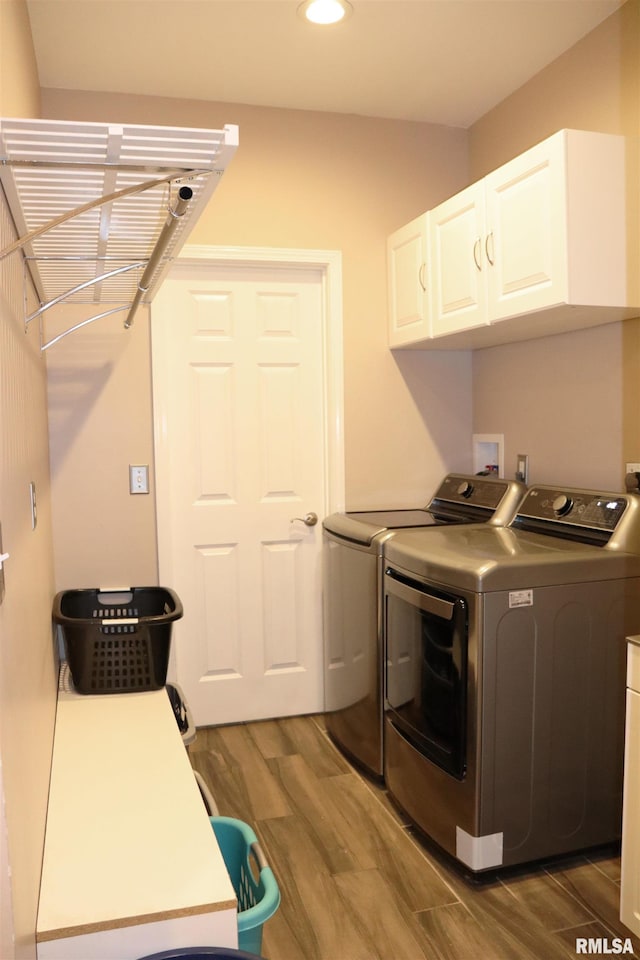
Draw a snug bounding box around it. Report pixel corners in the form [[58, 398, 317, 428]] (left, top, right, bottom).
[[192, 289, 233, 337], [196, 543, 241, 679], [192, 363, 235, 502], [261, 539, 302, 672], [257, 291, 298, 338], [259, 365, 298, 499]]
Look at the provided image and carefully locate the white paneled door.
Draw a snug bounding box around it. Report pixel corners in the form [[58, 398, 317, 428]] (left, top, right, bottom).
[[151, 249, 343, 726]]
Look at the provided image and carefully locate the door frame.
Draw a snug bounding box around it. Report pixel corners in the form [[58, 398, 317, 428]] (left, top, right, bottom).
[[151, 243, 345, 604]]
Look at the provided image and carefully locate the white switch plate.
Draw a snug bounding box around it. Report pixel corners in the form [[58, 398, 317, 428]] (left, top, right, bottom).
[[29, 481, 37, 530], [129, 465, 149, 495], [516, 453, 529, 484], [626, 463, 640, 474], [0, 523, 5, 604]]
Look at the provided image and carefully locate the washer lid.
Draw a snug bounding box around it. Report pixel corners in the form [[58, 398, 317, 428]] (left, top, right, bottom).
[[385, 524, 640, 592], [323, 509, 437, 545], [322, 474, 527, 546]]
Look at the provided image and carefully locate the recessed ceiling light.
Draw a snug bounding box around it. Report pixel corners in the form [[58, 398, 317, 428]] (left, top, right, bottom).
[[298, 0, 353, 25]]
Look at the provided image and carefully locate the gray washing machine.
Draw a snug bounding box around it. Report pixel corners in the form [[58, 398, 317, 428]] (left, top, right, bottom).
[[322, 473, 526, 776], [383, 484, 640, 872]]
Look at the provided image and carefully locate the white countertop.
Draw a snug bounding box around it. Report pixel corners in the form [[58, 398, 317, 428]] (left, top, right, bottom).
[[37, 686, 236, 944]]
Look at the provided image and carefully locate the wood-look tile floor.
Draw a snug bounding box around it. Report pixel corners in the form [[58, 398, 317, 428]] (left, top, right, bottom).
[[189, 715, 640, 960]]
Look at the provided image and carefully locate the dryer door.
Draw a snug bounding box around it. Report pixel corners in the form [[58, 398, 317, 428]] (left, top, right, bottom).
[[385, 568, 468, 779]]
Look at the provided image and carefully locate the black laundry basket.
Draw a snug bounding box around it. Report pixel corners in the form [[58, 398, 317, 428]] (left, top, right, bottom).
[[53, 587, 183, 694]]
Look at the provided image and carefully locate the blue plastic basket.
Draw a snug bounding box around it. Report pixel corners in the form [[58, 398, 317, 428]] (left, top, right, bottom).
[[210, 816, 281, 956], [141, 947, 256, 960], [138, 949, 263, 959]]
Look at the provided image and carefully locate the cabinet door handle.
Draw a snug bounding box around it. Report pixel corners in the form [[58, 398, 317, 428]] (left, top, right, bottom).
[[485, 231, 495, 266], [418, 263, 427, 292], [473, 238, 482, 271]]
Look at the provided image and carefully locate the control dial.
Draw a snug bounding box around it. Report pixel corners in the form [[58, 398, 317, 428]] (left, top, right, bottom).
[[552, 493, 573, 517], [457, 480, 474, 498]]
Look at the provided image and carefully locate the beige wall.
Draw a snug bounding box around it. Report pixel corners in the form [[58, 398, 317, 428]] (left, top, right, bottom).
[[469, 0, 640, 489], [0, 0, 41, 118], [0, 6, 56, 960], [0, 205, 57, 959], [41, 88, 473, 588], [45, 302, 159, 590], [469, 0, 639, 175]]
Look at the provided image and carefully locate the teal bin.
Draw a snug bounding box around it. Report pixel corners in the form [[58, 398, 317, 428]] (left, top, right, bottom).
[[210, 817, 280, 956]]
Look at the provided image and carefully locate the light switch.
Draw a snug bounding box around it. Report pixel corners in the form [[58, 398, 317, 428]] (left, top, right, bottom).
[[29, 481, 37, 530], [0, 523, 5, 605], [516, 454, 529, 484], [129, 465, 149, 495]]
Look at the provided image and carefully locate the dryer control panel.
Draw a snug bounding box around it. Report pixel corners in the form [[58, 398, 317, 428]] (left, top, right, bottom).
[[513, 486, 636, 545]]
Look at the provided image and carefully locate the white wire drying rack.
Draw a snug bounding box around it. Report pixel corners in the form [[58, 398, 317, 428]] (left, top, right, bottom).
[[0, 117, 238, 350]]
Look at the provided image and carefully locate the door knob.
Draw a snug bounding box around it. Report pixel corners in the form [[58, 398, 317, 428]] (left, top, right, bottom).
[[291, 512, 318, 527]]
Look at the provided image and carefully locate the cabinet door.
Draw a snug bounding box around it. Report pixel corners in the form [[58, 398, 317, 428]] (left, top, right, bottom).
[[387, 213, 429, 346], [429, 182, 488, 337], [621, 678, 640, 936], [485, 133, 567, 323]]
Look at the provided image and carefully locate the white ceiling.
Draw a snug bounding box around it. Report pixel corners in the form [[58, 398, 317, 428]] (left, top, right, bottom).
[[26, 0, 623, 128]]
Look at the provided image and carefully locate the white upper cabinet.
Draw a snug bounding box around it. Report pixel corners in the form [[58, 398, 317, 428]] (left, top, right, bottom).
[[483, 132, 567, 325], [387, 213, 430, 346], [390, 130, 638, 350], [429, 181, 487, 337]]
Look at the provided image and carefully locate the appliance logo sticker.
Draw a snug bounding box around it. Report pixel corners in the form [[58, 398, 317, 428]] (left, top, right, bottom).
[[509, 589, 533, 608]]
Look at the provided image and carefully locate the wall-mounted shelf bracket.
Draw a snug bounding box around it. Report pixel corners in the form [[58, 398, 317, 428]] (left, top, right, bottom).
[[0, 117, 238, 350]]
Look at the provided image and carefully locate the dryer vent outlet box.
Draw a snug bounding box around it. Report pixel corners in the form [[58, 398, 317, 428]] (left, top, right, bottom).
[[473, 434, 504, 476]]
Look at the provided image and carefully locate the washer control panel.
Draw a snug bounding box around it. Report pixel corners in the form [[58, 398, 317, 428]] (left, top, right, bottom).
[[432, 474, 510, 510], [429, 473, 527, 526]]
